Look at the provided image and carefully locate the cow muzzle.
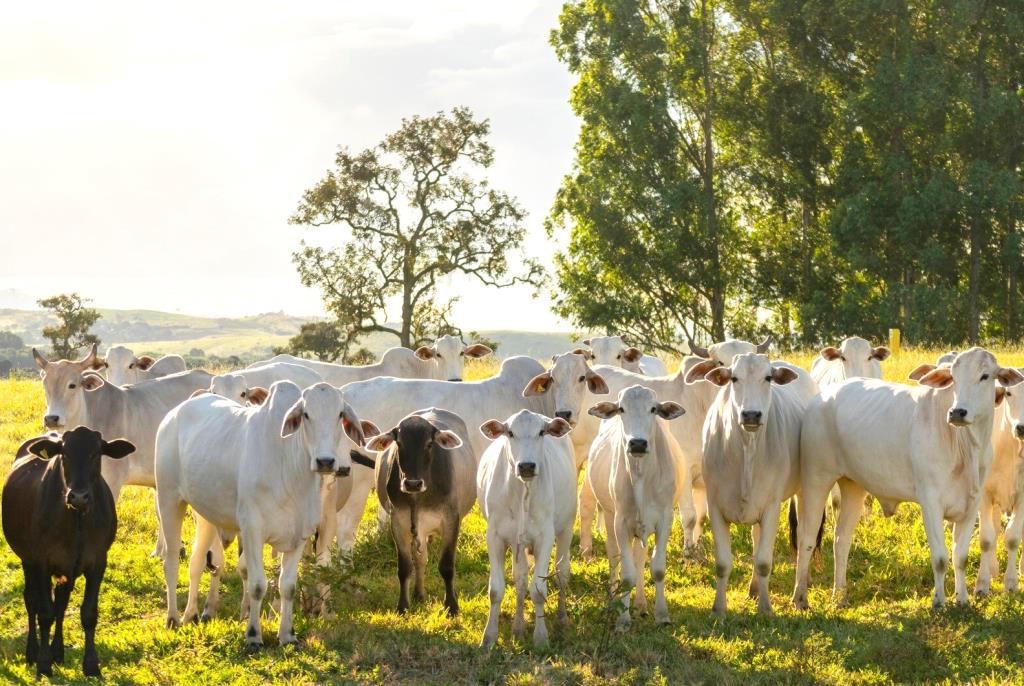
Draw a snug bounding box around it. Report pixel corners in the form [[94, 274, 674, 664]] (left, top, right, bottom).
[[334, 465, 351, 477], [740, 410, 763, 432], [315, 457, 337, 474], [516, 462, 537, 480], [627, 437, 648, 455], [66, 489, 91, 511], [401, 478, 425, 493], [44, 415, 63, 429], [948, 408, 970, 426], [555, 410, 574, 426], [1016, 424, 1024, 440]]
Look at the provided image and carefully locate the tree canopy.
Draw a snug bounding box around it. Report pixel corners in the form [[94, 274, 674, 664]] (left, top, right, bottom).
[[37, 293, 101, 359]]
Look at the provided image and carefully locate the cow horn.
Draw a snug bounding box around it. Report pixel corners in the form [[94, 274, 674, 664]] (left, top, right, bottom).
[[687, 338, 710, 359], [32, 348, 49, 369], [755, 335, 774, 354], [80, 343, 101, 368]]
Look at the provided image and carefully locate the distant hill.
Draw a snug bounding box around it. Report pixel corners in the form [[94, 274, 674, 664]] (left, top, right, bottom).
[[0, 308, 577, 360]]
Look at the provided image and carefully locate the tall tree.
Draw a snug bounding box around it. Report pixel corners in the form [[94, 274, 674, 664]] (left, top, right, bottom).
[[291, 107, 542, 349], [37, 293, 101, 359]]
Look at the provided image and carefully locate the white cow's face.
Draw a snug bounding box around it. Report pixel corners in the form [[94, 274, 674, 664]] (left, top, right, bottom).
[[588, 385, 684, 456], [1001, 380, 1024, 441], [818, 337, 889, 380], [280, 383, 370, 476], [480, 410, 572, 482], [523, 353, 608, 426], [585, 335, 644, 371], [414, 334, 492, 381], [697, 353, 796, 433], [211, 374, 248, 403], [34, 345, 108, 429], [916, 347, 1024, 427]]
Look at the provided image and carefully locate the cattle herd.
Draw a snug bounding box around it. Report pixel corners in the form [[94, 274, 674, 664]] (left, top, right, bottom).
[[4, 333, 1024, 678]]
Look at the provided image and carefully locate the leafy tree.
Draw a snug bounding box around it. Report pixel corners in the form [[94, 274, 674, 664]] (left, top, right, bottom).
[[279, 320, 372, 364], [291, 107, 543, 349], [37, 293, 101, 359], [0, 331, 24, 349]]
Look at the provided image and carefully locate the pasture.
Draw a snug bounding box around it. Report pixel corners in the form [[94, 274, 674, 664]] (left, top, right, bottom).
[[3, 350, 1024, 684]]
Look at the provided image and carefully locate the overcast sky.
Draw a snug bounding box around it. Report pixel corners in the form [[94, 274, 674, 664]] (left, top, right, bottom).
[[0, 2, 578, 331]]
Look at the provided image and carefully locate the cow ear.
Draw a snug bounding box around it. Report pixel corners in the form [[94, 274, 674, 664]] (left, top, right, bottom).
[[245, 387, 269, 406], [365, 429, 396, 452], [414, 346, 436, 361], [871, 346, 891, 361], [918, 368, 954, 389], [102, 438, 136, 459], [997, 368, 1024, 387], [33, 348, 49, 370], [705, 367, 732, 387], [340, 406, 366, 445], [462, 343, 492, 359], [523, 372, 553, 397], [135, 355, 156, 370], [570, 347, 593, 360], [585, 370, 609, 395], [480, 420, 508, 440], [996, 387, 1007, 407], [656, 401, 685, 420], [588, 401, 619, 419], [544, 417, 573, 437], [685, 360, 719, 384], [360, 420, 381, 439], [82, 373, 105, 391], [28, 438, 62, 460], [908, 364, 937, 382], [622, 347, 643, 363], [281, 401, 304, 437], [434, 429, 463, 449], [771, 366, 798, 385], [820, 346, 842, 362]]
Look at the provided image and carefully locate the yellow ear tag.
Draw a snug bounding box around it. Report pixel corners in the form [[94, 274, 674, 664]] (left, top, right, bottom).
[[39, 448, 49, 459], [535, 382, 546, 393]]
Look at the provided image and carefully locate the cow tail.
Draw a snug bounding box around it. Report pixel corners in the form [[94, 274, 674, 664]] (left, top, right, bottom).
[[788, 498, 798, 554]]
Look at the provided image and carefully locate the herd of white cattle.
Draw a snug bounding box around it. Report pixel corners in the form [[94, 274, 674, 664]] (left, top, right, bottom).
[[26, 333, 1024, 649]]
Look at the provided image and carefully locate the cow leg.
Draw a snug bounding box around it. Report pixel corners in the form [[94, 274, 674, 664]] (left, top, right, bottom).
[[49, 574, 73, 664], [579, 478, 597, 561], [952, 511, 978, 606], [277, 546, 302, 646], [335, 470, 374, 555], [976, 498, 997, 596], [918, 497, 949, 608], [480, 531, 506, 650], [833, 479, 866, 606], [652, 509, 672, 624], [555, 524, 572, 627], [34, 572, 55, 677], [183, 518, 217, 624], [747, 523, 761, 599], [22, 564, 38, 666], [151, 489, 167, 558], [159, 494, 187, 629], [202, 535, 225, 622], [792, 481, 831, 611], [1005, 494, 1024, 591], [316, 481, 338, 566], [391, 510, 413, 614], [604, 507, 621, 587], [530, 533, 555, 647], [439, 515, 460, 617], [81, 560, 105, 678], [691, 485, 709, 550], [613, 512, 635, 631], [241, 530, 266, 650], [632, 537, 648, 616], [753, 506, 780, 616], [511, 545, 529, 642], [708, 503, 732, 616], [413, 528, 428, 604], [990, 507, 1001, 579], [676, 460, 697, 559]]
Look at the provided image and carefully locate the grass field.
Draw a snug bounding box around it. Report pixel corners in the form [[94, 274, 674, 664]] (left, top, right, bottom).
[[3, 348, 1024, 684]]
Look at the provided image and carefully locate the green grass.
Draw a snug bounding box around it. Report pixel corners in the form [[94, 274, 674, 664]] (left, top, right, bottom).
[[3, 349, 1024, 684]]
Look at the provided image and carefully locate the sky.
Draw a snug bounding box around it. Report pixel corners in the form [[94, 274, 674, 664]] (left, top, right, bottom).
[[0, 1, 579, 331]]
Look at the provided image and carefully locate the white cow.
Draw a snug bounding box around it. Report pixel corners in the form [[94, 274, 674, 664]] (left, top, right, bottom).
[[689, 353, 803, 615], [793, 347, 1024, 610], [324, 354, 607, 557], [583, 335, 668, 376], [477, 410, 576, 649], [206, 363, 323, 404], [810, 337, 890, 386], [976, 376, 1024, 594], [252, 347, 436, 387], [688, 336, 818, 402], [104, 345, 187, 386], [413, 334, 493, 381], [586, 386, 685, 629], [155, 381, 368, 648]]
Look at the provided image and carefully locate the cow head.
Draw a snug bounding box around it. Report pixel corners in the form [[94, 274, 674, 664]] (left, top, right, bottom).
[[688, 352, 796, 432], [103, 345, 157, 386], [34, 345, 108, 430], [523, 352, 608, 426], [687, 336, 773, 366], [365, 414, 463, 494], [818, 337, 890, 380], [588, 385, 684, 456], [26, 426, 135, 512], [280, 383, 378, 477], [480, 410, 572, 482], [999, 377, 1024, 440], [913, 347, 1023, 427], [584, 335, 645, 372], [414, 334, 492, 382]]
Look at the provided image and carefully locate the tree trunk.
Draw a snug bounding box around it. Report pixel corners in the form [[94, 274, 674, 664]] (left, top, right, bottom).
[[400, 246, 415, 348], [699, 0, 725, 341], [968, 219, 981, 345]]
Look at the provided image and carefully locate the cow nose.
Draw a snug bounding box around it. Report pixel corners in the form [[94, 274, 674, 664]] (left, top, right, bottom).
[[627, 438, 648, 454], [1015, 424, 1024, 439], [741, 410, 763, 425], [402, 478, 424, 493], [44, 415, 61, 428], [315, 457, 336, 472], [555, 410, 573, 422], [67, 490, 91, 508], [948, 408, 969, 424], [335, 465, 351, 477], [516, 462, 537, 479]]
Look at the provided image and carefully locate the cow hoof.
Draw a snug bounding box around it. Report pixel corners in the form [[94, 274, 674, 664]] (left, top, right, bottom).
[[757, 604, 775, 617], [183, 612, 199, 625], [655, 613, 671, 626], [581, 549, 594, 562], [444, 603, 459, 618], [83, 656, 101, 678], [711, 606, 727, 617], [793, 598, 808, 611], [166, 617, 180, 630], [974, 586, 990, 598], [614, 617, 631, 633], [245, 641, 263, 654], [931, 597, 944, 610], [280, 633, 298, 647], [1007, 582, 1019, 593], [50, 645, 64, 664], [480, 634, 497, 651]]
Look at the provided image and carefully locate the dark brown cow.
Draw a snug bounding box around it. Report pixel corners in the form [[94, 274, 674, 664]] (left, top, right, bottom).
[[2, 427, 135, 678]]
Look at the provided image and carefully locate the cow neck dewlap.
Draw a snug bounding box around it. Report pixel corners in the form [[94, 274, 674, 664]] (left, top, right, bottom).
[[739, 423, 761, 507], [626, 451, 646, 540]]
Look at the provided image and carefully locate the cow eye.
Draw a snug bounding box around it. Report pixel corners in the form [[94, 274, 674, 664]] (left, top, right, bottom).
[[578, 375, 585, 382], [650, 407, 657, 414], [69, 383, 77, 389], [840, 356, 847, 361], [615, 354, 621, 359], [731, 377, 738, 383], [507, 431, 514, 439], [303, 412, 310, 420], [1007, 391, 1013, 397], [538, 430, 544, 436], [240, 392, 246, 398], [764, 375, 772, 382], [981, 374, 990, 381]]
